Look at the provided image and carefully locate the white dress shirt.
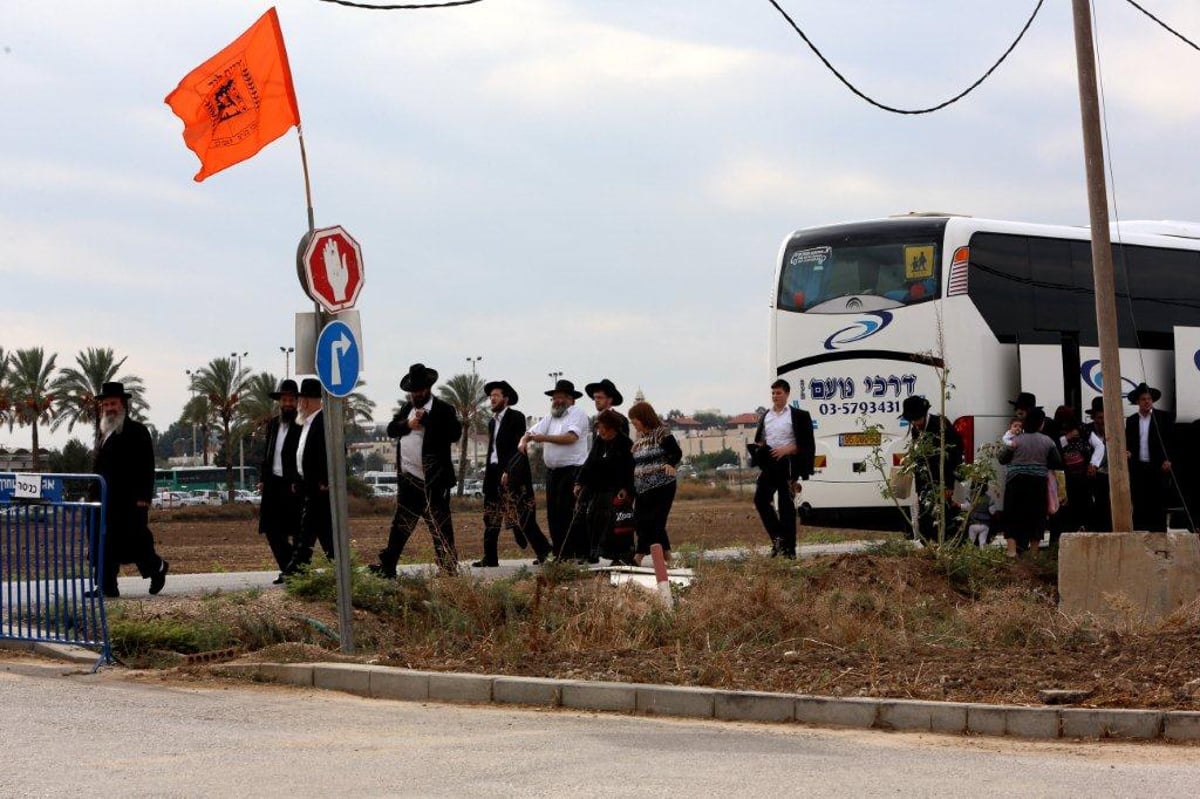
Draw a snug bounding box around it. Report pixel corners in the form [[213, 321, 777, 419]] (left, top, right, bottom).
[[400, 397, 433, 479], [529, 405, 589, 468]]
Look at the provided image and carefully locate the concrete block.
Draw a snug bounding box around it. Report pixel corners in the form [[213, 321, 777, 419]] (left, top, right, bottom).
[[562, 681, 637, 713], [314, 664, 375, 696], [636, 685, 715, 718], [794, 696, 877, 729], [1061, 708, 1163, 740], [31, 642, 99, 665], [876, 700, 966, 733], [964, 704, 1008, 737], [493, 676, 562, 706], [370, 669, 430, 702], [428, 672, 493, 704], [1163, 712, 1200, 741], [1059, 532, 1200, 626], [1004, 707, 1060, 739], [250, 662, 315, 687], [714, 690, 795, 723]]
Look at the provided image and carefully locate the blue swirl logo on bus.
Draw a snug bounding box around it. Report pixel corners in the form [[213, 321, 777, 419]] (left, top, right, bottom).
[[823, 312, 894, 351], [1080, 359, 1139, 394]]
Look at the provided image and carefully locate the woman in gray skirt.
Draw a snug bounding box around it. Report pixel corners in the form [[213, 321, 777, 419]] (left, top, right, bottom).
[[998, 407, 1063, 557]]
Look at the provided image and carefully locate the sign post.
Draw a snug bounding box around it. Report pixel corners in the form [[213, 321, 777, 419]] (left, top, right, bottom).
[[298, 226, 365, 654]]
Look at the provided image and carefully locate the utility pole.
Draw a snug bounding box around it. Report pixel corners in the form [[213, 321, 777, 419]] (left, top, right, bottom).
[[232, 351, 248, 491], [1071, 0, 1133, 532], [280, 345, 294, 378]]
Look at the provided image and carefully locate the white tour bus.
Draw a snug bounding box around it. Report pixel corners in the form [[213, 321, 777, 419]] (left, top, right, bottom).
[[771, 213, 1200, 519]]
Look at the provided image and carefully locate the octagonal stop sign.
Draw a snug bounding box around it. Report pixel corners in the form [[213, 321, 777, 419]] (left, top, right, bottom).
[[298, 225, 364, 313]]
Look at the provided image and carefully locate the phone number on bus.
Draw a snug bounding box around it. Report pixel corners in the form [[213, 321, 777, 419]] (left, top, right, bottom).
[[816, 400, 902, 416]]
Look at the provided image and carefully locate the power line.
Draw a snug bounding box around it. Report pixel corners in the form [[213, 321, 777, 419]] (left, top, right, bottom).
[[1122, 0, 1200, 50], [314, 0, 486, 9], [763, 0, 1045, 115]]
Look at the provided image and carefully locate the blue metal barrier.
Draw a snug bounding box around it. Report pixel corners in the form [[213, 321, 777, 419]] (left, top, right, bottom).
[[0, 472, 111, 669]]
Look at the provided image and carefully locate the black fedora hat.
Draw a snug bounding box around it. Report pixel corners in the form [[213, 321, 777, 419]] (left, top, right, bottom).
[[1009, 391, 1037, 410], [483, 380, 518, 405], [1126, 382, 1162, 403], [269, 378, 299, 400], [1085, 396, 1104, 417], [545, 379, 583, 399], [298, 378, 323, 399], [96, 381, 131, 401], [899, 395, 930, 422], [400, 363, 438, 392], [585, 378, 623, 406]]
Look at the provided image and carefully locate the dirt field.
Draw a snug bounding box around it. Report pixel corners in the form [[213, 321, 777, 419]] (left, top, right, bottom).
[[145, 492, 872, 574]]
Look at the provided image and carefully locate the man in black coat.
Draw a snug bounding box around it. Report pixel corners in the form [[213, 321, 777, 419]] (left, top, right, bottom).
[[472, 380, 552, 567], [91, 382, 168, 598], [749, 379, 816, 559], [900, 395, 964, 543], [285, 378, 334, 572], [1125, 382, 1174, 532], [258, 378, 303, 582], [371, 363, 462, 576]]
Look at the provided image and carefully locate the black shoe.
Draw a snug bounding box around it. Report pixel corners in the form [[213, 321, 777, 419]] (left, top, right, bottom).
[[471, 559, 499, 568], [84, 587, 118, 599], [149, 560, 169, 595], [367, 563, 397, 579], [272, 573, 286, 585]]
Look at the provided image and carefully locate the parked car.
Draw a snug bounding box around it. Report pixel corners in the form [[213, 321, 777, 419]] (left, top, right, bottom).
[[233, 489, 262, 506], [151, 491, 189, 509], [461, 480, 484, 499], [371, 484, 398, 499], [180, 489, 224, 507]]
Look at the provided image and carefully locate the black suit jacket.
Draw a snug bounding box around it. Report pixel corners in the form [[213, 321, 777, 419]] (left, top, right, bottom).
[[94, 416, 155, 531], [1126, 408, 1173, 469], [388, 397, 462, 492], [753, 406, 816, 480], [259, 415, 301, 532], [298, 410, 328, 494], [487, 408, 530, 483]]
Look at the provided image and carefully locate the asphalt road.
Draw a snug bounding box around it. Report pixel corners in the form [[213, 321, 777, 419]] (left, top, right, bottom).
[[2, 659, 1197, 797]]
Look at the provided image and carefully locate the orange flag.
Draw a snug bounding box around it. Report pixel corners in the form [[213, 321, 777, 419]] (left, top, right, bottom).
[[165, 8, 301, 182]]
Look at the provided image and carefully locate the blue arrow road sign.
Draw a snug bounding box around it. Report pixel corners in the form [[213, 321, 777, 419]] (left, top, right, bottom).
[[316, 320, 361, 398]]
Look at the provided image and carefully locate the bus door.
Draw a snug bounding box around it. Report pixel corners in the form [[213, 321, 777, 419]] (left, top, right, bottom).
[[1173, 326, 1200, 423]]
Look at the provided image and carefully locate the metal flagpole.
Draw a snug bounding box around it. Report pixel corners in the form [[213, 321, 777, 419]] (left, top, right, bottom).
[[297, 125, 355, 653]]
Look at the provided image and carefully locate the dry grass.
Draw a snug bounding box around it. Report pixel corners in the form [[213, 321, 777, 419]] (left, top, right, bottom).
[[107, 545, 1200, 709]]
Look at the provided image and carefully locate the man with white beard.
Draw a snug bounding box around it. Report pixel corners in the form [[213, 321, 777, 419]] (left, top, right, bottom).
[[90, 382, 168, 598], [520, 379, 590, 560]]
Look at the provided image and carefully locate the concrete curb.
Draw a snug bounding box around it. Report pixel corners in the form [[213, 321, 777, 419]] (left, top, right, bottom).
[[210, 662, 1200, 743]]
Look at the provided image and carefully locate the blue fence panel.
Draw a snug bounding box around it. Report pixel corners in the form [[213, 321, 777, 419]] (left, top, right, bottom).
[[0, 473, 110, 668]]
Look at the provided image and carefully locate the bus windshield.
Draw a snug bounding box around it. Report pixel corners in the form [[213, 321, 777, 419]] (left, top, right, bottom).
[[778, 220, 946, 313]]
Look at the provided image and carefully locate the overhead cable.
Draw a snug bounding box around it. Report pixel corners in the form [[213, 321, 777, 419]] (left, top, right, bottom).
[[764, 0, 1045, 114], [1122, 0, 1200, 51], [314, 0, 485, 9]]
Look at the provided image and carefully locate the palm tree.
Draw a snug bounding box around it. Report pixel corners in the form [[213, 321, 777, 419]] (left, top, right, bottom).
[[189, 356, 250, 500], [234, 371, 280, 463], [0, 347, 11, 429], [7, 347, 58, 471], [343, 385, 376, 432], [181, 394, 213, 465], [435, 372, 486, 496], [51, 347, 148, 452]]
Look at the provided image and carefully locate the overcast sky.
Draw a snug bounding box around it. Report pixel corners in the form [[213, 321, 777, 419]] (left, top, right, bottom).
[[4, 0, 1200, 450]]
